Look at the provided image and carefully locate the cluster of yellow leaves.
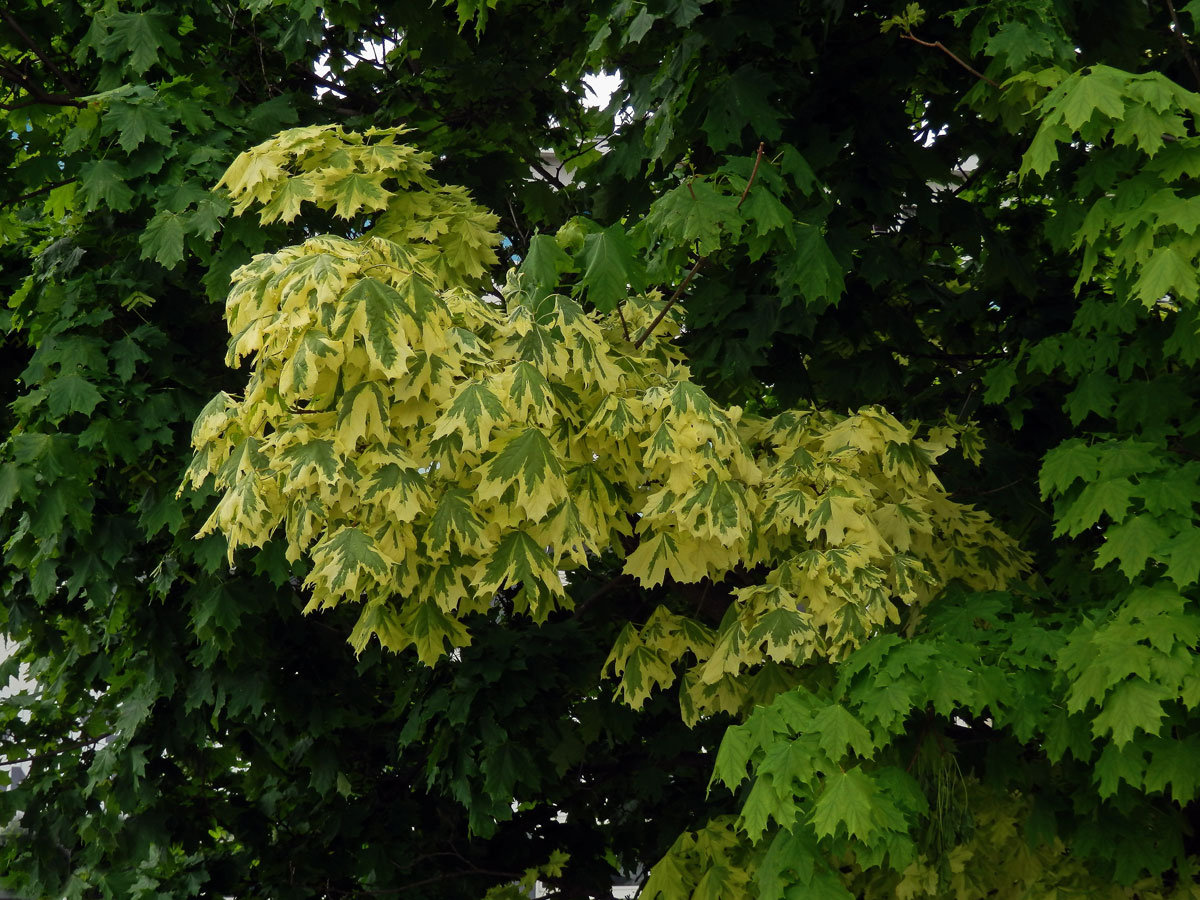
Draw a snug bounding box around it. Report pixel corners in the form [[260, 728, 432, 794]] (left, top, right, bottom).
[[185, 126, 1026, 701], [606, 408, 1027, 721], [217, 124, 500, 286], [650, 789, 1200, 900]]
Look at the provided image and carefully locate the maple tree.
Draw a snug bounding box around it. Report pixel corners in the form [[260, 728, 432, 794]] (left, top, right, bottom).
[[5, 1, 1200, 899]]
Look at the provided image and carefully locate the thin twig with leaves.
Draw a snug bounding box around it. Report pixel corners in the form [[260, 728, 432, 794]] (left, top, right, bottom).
[[633, 142, 765, 348]]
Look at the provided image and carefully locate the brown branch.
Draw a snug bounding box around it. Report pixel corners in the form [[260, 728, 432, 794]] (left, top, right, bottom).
[[1, 177, 75, 208], [633, 256, 706, 349], [902, 33, 1001, 89], [632, 142, 765, 349], [737, 143, 765, 210], [0, 54, 85, 108], [1166, 0, 1200, 91], [615, 301, 631, 341], [0, 93, 85, 110], [0, 8, 79, 93]]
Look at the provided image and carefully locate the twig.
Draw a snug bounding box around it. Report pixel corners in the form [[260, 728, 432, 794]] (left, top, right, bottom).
[[1, 178, 75, 209], [632, 143, 765, 349], [737, 143, 765, 210], [616, 301, 631, 342], [633, 257, 706, 349], [0, 93, 85, 110], [0, 8, 78, 93], [504, 194, 528, 256], [1166, 0, 1200, 91], [902, 33, 1001, 89]]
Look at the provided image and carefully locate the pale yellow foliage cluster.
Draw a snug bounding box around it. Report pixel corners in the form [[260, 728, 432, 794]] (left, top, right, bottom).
[[184, 127, 1026, 715]]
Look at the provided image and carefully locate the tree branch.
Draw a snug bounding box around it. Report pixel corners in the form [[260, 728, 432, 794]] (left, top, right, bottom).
[[901, 33, 1001, 89], [2, 177, 75, 209], [0, 8, 79, 93], [633, 142, 764, 349], [1166, 0, 1200, 91]]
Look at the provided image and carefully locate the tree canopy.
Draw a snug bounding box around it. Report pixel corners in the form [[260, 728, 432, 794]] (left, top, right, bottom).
[[3, 1, 1200, 899]]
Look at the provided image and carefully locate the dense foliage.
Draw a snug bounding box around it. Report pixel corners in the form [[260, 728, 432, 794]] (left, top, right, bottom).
[[4, 1, 1200, 898]]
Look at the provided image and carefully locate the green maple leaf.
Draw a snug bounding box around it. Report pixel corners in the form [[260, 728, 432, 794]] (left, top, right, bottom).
[[693, 865, 743, 900], [1095, 515, 1171, 579], [798, 872, 855, 900], [78, 160, 134, 212], [1066, 370, 1117, 424], [1135, 245, 1198, 305], [577, 223, 642, 313], [985, 22, 1054, 70], [854, 680, 916, 734], [1145, 735, 1200, 802], [101, 11, 177, 72], [701, 66, 784, 150], [739, 774, 792, 841], [926, 658, 977, 715], [758, 827, 820, 898], [1113, 105, 1183, 156], [139, 210, 186, 269], [45, 373, 102, 420], [1093, 740, 1148, 798], [1054, 67, 1128, 130], [811, 703, 875, 760], [1161, 529, 1200, 588], [1095, 439, 1163, 480], [1139, 472, 1200, 517], [519, 234, 574, 299], [1040, 439, 1101, 496], [711, 723, 754, 792], [404, 597, 472, 665], [104, 98, 173, 152], [776, 224, 845, 307], [1120, 584, 1200, 652], [811, 766, 880, 842], [1055, 478, 1134, 536], [1092, 678, 1171, 746], [109, 332, 151, 382], [645, 180, 743, 255]]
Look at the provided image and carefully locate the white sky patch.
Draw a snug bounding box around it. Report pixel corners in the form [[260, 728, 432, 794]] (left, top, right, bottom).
[[583, 71, 621, 109]]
